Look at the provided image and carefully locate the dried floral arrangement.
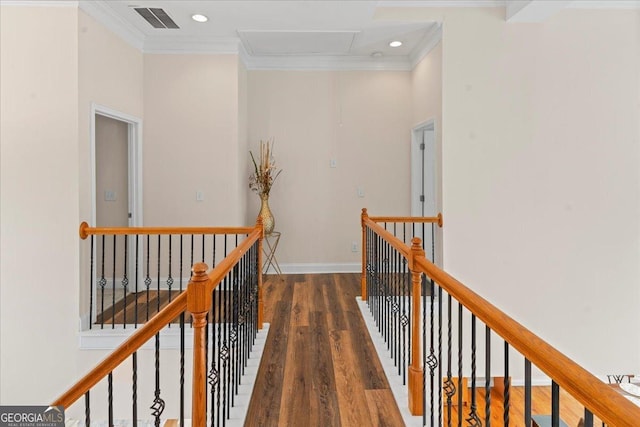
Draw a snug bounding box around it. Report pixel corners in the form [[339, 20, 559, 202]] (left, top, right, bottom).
[[249, 139, 282, 198]]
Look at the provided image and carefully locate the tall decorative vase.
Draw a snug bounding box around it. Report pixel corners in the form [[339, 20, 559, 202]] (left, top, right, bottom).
[[259, 194, 275, 235]]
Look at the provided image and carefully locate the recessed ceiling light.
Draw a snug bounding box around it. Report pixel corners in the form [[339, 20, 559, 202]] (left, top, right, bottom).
[[192, 14, 208, 23], [389, 41, 402, 48]]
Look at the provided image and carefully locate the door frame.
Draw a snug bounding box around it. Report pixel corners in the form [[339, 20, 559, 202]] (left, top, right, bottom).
[[90, 103, 143, 227], [411, 119, 437, 217]]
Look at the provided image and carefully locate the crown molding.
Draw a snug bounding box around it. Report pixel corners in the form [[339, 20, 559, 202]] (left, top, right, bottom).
[[376, 1, 504, 7], [409, 23, 442, 69], [242, 54, 413, 71], [143, 37, 241, 55], [569, 0, 640, 8], [78, 0, 144, 50]]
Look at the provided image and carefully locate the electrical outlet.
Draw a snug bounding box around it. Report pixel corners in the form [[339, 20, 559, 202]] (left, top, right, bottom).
[[351, 241, 358, 252], [357, 187, 365, 198]]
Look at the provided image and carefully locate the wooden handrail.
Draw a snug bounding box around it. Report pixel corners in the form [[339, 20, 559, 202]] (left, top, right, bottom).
[[362, 216, 411, 258], [369, 213, 443, 227], [413, 255, 640, 426], [52, 292, 188, 409], [79, 221, 254, 240], [203, 228, 261, 295], [54, 225, 263, 410]]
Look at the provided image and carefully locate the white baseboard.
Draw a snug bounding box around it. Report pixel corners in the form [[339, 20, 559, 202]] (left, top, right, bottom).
[[270, 262, 360, 274]]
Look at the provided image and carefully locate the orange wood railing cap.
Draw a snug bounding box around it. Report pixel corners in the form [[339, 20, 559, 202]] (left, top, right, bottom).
[[55, 226, 263, 410]]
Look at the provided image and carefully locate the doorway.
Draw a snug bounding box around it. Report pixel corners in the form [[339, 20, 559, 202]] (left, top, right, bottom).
[[91, 103, 142, 227], [90, 104, 143, 326], [411, 120, 438, 261]]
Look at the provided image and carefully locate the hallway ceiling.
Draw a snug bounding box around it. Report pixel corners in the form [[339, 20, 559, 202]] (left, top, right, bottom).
[[77, 0, 637, 70]]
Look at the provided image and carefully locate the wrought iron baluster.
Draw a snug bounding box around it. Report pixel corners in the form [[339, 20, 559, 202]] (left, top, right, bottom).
[[179, 235, 185, 427], [466, 315, 481, 426], [145, 235, 151, 322], [525, 358, 532, 427], [584, 409, 594, 427], [504, 342, 510, 427], [151, 333, 165, 427], [112, 235, 116, 329], [212, 233, 217, 268], [552, 381, 560, 427], [123, 235, 129, 328], [99, 236, 106, 329], [222, 275, 230, 424], [132, 351, 138, 426], [135, 235, 139, 328], [167, 236, 173, 328], [438, 284, 443, 427], [202, 234, 205, 262], [210, 281, 219, 427], [392, 250, 399, 374], [89, 236, 94, 330], [401, 257, 408, 385], [485, 326, 491, 426], [84, 390, 90, 427], [157, 236, 161, 316], [457, 303, 463, 427], [444, 294, 454, 427], [108, 372, 113, 427], [427, 277, 438, 427]]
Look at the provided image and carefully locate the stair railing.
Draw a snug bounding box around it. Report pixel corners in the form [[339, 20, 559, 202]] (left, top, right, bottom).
[[78, 222, 254, 329], [54, 221, 264, 427], [361, 208, 640, 426]]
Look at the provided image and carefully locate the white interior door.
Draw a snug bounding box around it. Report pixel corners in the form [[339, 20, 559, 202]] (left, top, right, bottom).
[[411, 121, 437, 260]]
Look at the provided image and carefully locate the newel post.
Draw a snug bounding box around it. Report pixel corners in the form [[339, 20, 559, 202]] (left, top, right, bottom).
[[256, 216, 264, 329], [361, 208, 368, 300], [188, 262, 212, 427], [408, 237, 425, 415]]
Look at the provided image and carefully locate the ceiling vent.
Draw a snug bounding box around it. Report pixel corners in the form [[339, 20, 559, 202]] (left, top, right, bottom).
[[134, 8, 179, 29]]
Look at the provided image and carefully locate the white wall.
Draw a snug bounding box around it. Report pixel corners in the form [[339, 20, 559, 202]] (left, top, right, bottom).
[[248, 70, 412, 267], [143, 54, 242, 227], [0, 5, 80, 404], [78, 9, 144, 226], [379, 6, 640, 374], [412, 41, 444, 265]]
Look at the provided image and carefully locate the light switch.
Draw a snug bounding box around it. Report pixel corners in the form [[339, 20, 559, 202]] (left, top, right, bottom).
[[104, 190, 116, 201], [357, 187, 365, 198], [196, 191, 204, 201], [330, 159, 337, 168]]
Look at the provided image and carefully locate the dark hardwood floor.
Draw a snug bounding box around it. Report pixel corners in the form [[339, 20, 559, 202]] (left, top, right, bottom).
[[244, 273, 405, 427], [96, 273, 597, 427]]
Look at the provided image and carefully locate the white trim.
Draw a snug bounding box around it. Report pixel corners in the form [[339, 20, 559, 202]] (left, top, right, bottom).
[[143, 37, 241, 55], [78, 0, 144, 51], [409, 24, 442, 69], [242, 54, 413, 71], [90, 103, 143, 228], [376, 1, 505, 7], [79, 320, 269, 350], [569, 0, 640, 9], [273, 263, 361, 274]]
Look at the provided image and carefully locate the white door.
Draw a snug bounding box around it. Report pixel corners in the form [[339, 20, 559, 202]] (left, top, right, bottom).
[[411, 121, 437, 260]]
